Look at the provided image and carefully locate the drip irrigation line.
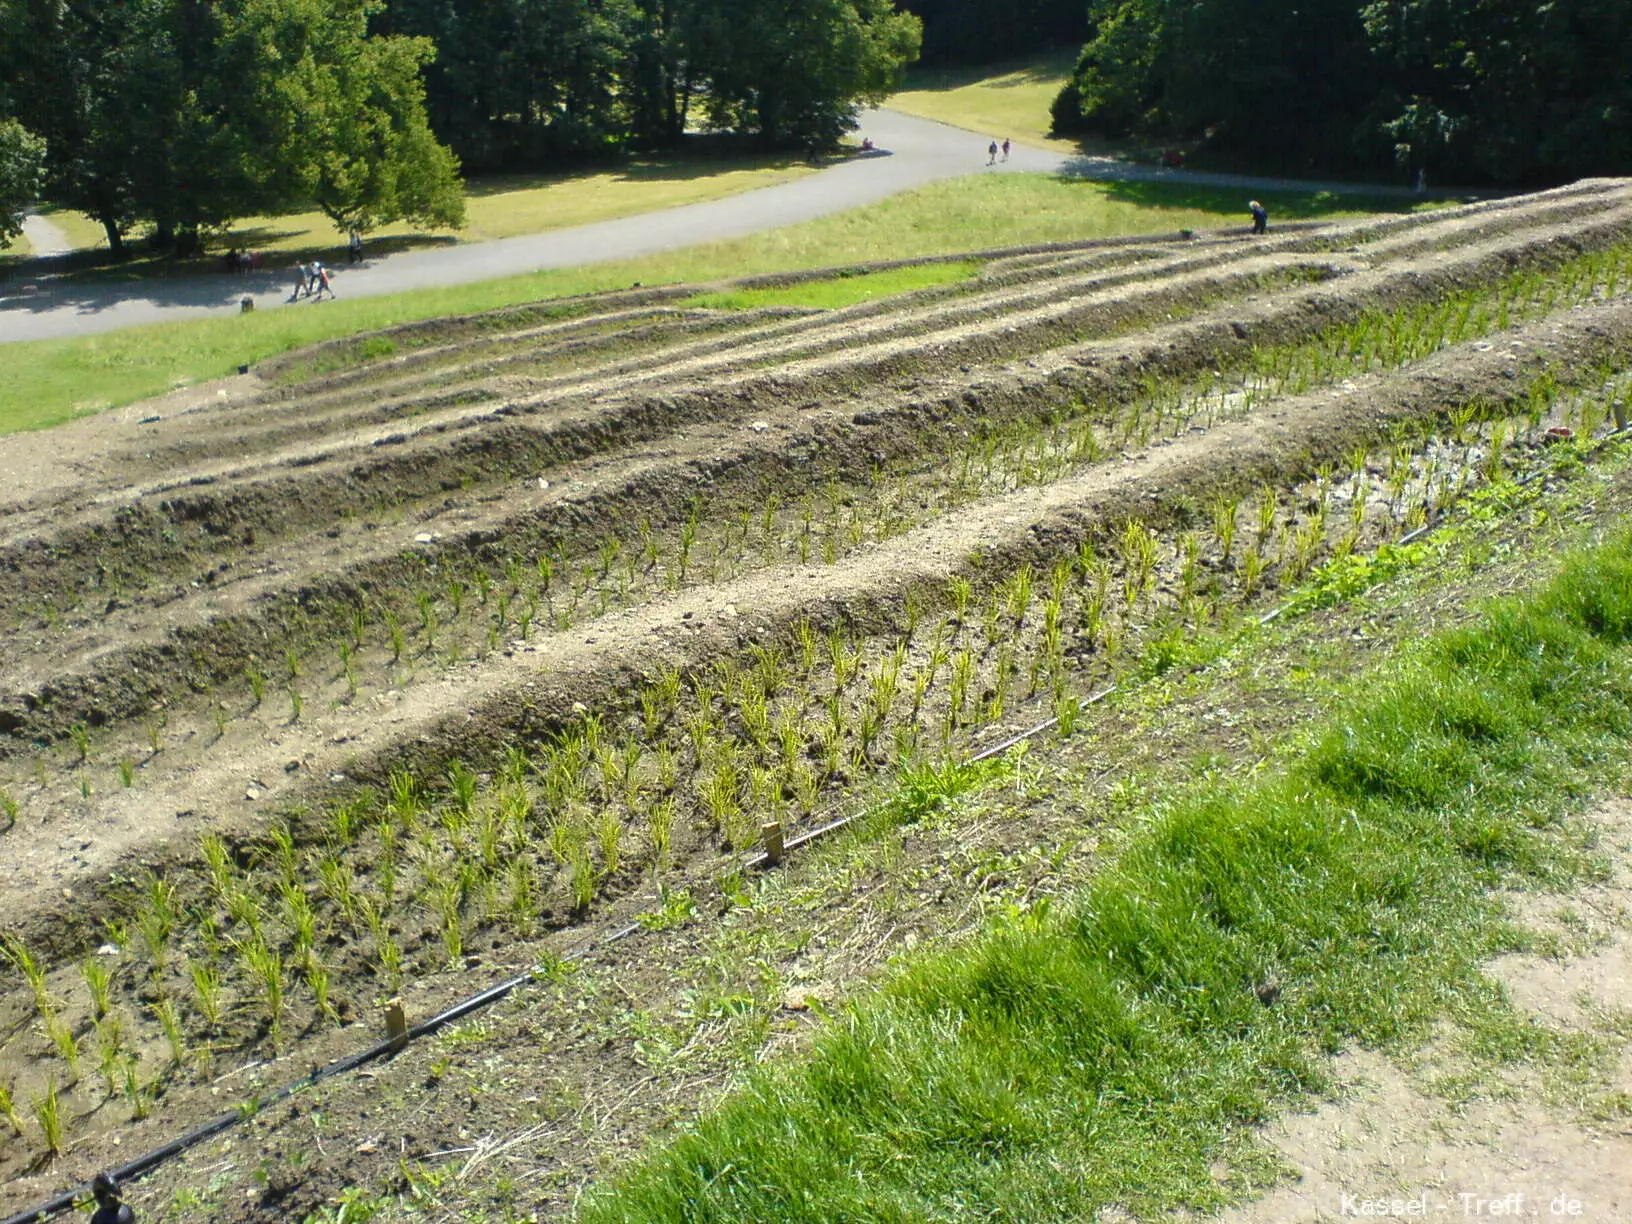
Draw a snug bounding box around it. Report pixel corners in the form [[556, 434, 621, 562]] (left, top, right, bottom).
[[11, 411, 1627, 1224], [2, 683, 1117, 1224], [1256, 421, 1632, 630], [743, 686, 1119, 871]]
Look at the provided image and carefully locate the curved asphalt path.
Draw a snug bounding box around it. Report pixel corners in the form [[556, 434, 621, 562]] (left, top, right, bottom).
[[0, 108, 1417, 345]]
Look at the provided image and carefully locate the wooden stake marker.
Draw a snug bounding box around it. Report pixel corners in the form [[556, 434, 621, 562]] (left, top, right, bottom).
[[384, 999, 409, 1051], [762, 821, 785, 867]]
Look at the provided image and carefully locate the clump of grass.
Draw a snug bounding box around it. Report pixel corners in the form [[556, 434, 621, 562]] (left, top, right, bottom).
[[2, 933, 52, 1017], [0, 1079, 23, 1135], [81, 955, 114, 1019], [153, 996, 187, 1066], [31, 1079, 64, 1156], [190, 960, 224, 1029], [578, 532, 1632, 1224]]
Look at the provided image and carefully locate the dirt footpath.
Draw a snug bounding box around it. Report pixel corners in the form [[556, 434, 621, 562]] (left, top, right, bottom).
[[1219, 804, 1632, 1224]]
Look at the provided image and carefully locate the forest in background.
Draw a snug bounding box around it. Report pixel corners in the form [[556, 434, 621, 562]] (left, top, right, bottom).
[[0, 0, 921, 253], [5, 0, 1630, 257], [1052, 0, 1632, 185]]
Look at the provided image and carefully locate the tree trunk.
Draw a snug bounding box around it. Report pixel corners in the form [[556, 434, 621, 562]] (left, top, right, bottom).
[[98, 212, 125, 259]]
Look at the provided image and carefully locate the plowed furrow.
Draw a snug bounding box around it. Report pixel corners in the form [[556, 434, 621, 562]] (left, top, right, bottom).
[[6, 291, 1628, 953], [5, 206, 1631, 751]]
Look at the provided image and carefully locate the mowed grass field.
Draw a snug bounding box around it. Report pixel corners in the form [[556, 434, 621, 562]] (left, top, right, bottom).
[[5, 152, 819, 267], [889, 49, 1083, 150], [0, 174, 1414, 436]]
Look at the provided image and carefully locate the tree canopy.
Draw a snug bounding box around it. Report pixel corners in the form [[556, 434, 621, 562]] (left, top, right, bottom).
[[0, 0, 465, 252], [377, 0, 921, 171], [0, 0, 923, 247], [0, 117, 43, 245], [897, 0, 1086, 66], [686, 0, 921, 149], [1055, 0, 1632, 184]]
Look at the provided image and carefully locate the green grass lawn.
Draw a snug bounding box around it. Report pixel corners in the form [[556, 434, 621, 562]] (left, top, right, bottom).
[[890, 49, 1085, 151], [15, 150, 819, 271], [0, 174, 1408, 435]]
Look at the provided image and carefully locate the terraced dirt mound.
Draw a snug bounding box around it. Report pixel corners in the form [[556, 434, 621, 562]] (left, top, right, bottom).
[[5, 179, 1632, 1222]]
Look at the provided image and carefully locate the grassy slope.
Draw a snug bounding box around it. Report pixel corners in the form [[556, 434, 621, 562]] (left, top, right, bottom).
[[0, 176, 1407, 436], [890, 49, 1083, 150], [578, 531, 1632, 1222], [683, 261, 982, 310]]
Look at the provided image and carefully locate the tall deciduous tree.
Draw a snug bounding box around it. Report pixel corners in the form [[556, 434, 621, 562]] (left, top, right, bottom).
[[1359, 0, 1632, 182], [219, 0, 464, 234], [0, 0, 463, 250], [0, 118, 45, 247], [685, 0, 921, 149], [376, 0, 637, 172], [1057, 0, 1632, 183], [898, 0, 1086, 66]]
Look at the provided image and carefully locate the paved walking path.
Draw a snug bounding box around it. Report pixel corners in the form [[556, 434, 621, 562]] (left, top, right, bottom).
[[19, 213, 73, 259], [0, 109, 1420, 346]]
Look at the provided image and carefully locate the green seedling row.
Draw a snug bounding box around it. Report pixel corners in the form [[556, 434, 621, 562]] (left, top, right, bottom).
[[3, 349, 1628, 1163]]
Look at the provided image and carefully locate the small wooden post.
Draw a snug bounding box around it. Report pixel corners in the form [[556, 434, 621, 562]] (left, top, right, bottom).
[[761, 821, 784, 867], [384, 999, 408, 1051]]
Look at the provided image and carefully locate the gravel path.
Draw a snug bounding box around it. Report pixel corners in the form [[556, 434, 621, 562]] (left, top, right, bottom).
[[0, 108, 1422, 346]]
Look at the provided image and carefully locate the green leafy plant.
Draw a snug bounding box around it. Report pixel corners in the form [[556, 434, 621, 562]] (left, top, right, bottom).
[[0, 1079, 23, 1136], [81, 955, 114, 1019], [31, 1078, 64, 1156]]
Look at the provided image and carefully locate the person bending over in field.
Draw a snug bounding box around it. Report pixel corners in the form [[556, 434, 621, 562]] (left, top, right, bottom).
[[90, 1172, 135, 1224], [1249, 200, 1268, 234]]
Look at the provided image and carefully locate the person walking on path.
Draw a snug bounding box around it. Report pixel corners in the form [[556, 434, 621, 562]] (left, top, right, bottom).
[[1001, 138, 1011, 162], [1249, 199, 1268, 234], [988, 139, 998, 165], [348, 230, 363, 264], [289, 262, 310, 302], [314, 262, 336, 300]]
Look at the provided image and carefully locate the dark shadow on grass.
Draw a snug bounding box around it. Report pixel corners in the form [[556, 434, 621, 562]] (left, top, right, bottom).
[[1096, 178, 1429, 218], [902, 47, 1080, 94], [0, 233, 461, 309], [0, 233, 462, 320], [464, 138, 817, 198]]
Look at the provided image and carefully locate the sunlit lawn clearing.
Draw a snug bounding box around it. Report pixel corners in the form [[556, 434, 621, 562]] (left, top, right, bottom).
[[890, 49, 1085, 151]]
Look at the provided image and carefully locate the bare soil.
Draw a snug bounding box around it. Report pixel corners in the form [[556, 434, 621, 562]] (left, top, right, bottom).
[[4, 181, 1632, 1223], [1218, 803, 1632, 1224]]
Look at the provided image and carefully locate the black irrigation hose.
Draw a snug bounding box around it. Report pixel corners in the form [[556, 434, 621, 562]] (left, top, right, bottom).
[[2, 685, 1119, 1224]]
